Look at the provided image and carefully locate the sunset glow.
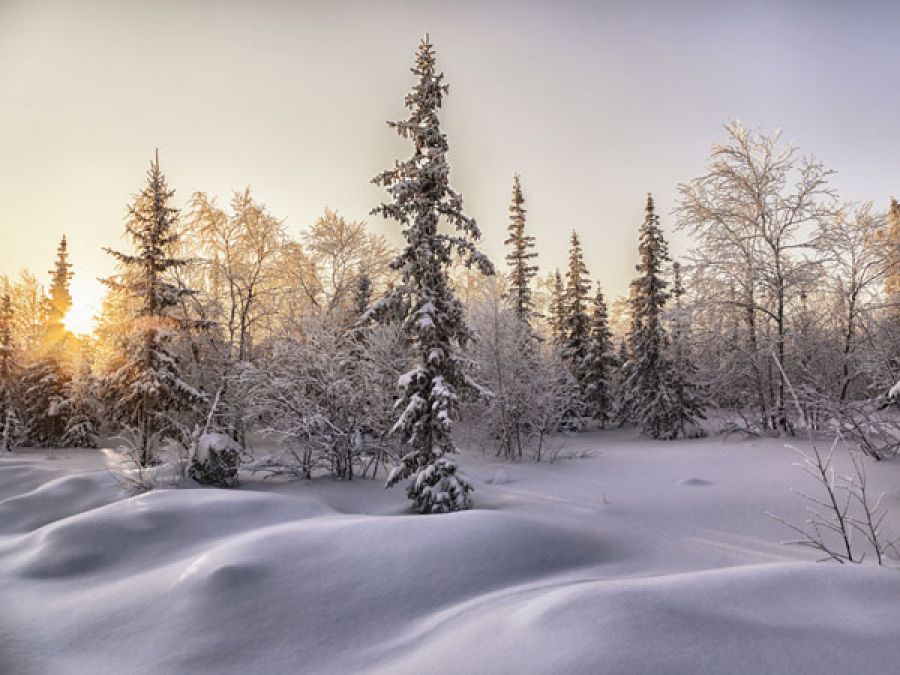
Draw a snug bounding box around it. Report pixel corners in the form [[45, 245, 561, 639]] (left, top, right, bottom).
[[63, 279, 104, 336]]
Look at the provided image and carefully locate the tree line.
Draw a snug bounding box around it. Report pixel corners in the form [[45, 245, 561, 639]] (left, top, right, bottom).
[[1, 36, 898, 511]]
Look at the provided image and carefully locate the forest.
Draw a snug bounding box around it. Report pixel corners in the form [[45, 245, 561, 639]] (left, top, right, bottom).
[[1, 36, 899, 515]]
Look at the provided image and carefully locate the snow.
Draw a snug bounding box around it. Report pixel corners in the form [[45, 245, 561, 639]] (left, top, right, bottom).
[[2, 432, 900, 674]]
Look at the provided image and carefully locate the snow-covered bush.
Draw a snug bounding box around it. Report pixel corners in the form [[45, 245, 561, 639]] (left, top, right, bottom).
[[189, 432, 241, 487], [466, 285, 584, 461], [241, 319, 399, 480]]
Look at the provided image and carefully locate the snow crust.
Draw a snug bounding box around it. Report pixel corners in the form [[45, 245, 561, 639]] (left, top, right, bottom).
[[2, 434, 900, 674]]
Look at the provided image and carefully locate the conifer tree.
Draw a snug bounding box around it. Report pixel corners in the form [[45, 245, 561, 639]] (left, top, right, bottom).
[[546, 269, 567, 343], [46, 236, 73, 344], [582, 284, 616, 424], [668, 261, 706, 436], [102, 151, 202, 465], [371, 36, 494, 514], [621, 194, 700, 439], [353, 273, 373, 319], [504, 175, 538, 321], [564, 231, 591, 373]]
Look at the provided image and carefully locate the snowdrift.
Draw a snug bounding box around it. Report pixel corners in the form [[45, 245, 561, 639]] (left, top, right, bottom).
[[2, 439, 900, 674]]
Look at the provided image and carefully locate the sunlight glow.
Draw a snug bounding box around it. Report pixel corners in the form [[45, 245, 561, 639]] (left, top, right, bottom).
[[64, 279, 105, 336]]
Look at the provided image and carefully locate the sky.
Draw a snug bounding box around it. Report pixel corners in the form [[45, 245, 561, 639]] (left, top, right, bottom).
[[1, 0, 899, 331]]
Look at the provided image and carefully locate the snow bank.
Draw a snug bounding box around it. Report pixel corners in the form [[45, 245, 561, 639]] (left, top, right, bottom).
[[2, 434, 900, 674]]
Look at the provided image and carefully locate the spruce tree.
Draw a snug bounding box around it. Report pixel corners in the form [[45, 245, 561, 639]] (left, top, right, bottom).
[[621, 194, 699, 439], [668, 261, 706, 436], [564, 231, 591, 373], [18, 240, 75, 447], [372, 35, 494, 514], [504, 175, 538, 321], [582, 284, 616, 425], [46, 236, 73, 344], [102, 151, 202, 465], [547, 269, 567, 344]]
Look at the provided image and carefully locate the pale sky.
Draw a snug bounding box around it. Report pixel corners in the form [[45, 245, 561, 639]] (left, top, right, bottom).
[[2, 0, 899, 328]]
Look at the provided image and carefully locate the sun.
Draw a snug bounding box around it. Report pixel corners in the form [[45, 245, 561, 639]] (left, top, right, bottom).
[[64, 280, 104, 336]]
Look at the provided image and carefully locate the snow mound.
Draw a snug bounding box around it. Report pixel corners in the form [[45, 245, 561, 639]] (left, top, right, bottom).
[[0, 468, 608, 675], [371, 563, 900, 675], [0, 471, 122, 535], [677, 477, 712, 486], [485, 468, 510, 484]]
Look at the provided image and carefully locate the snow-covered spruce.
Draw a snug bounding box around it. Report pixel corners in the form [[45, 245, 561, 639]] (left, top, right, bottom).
[[504, 174, 539, 322], [621, 194, 703, 439], [370, 35, 494, 513], [102, 151, 205, 466]]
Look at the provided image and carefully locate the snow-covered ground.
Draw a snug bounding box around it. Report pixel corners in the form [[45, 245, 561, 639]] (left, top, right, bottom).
[[2, 430, 900, 674]]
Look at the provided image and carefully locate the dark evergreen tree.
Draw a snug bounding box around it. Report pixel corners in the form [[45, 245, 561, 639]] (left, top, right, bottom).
[[102, 151, 203, 465], [563, 231, 591, 373], [371, 35, 494, 513], [582, 284, 616, 425], [621, 194, 701, 439], [546, 269, 567, 344], [504, 175, 538, 321], [46, 236, 73, 344], [353, 272, 373, 319], [668, 261, 706, 436]]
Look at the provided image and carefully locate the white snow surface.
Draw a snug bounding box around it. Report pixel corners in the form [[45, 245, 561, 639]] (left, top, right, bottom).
[[2, 431, 900, 674]]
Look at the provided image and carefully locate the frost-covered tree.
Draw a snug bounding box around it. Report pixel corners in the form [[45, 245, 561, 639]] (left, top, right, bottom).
[[468, 281, 581, 460], [504, 175, 538, 321], [370, 35, 494, 513], [581, 284, 616, 424], [622, 194, 702, 439], [58, 353, 100, 448], [102, 151, 203, 465], [241, 320, 389, 480], [564, 231, 591, 374], [677, 123, 834, 431]]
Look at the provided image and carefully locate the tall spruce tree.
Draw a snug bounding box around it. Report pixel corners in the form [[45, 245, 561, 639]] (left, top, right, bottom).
[[668, 261, 706, 436], [564, 231, 591, 373], [46, 236, 73, 344], [371, 36, 494, 513], [582, 284, 616, 425], [102, 151, 202, 465], [504, 175, 538, 321], [621, 194, 699, 439]]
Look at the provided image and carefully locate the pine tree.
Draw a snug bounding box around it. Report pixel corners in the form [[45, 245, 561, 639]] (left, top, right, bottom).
[[546, 269, 567, 344], [504, 175, 538, 321], [371, 35, 494, 513], [102, 151, 203, 465], [621, 194, 701, 439], [353, 273, 373, 319], [582, 284, 616, 425], [668, 261, 706, 436], [563, 231, 591, 373], [46, 236, 73, 345]]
